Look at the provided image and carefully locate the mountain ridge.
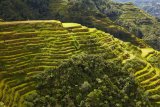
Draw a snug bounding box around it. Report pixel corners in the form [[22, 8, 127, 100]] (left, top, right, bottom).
[[114, 0, 160, 18]]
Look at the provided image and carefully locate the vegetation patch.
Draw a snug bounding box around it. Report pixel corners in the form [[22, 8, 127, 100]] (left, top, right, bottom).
[[30, 54, 151, 107]]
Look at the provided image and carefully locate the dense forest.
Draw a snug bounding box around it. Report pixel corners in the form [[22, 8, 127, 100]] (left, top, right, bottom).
[[30, 54, 151, 107]]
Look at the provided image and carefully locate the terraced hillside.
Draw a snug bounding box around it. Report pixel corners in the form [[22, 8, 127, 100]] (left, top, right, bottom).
[[1, 0, 160, 50], [124, 49, 160, 106], [0, 20, 109, 107], [114, 2, 160, 50], [0, 20, 159, 106]]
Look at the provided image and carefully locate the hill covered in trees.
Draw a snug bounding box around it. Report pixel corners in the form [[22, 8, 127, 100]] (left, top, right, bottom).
[[0, 20, 160, 107], [0, 0, 160, 50], [114, 0, 160, 18]]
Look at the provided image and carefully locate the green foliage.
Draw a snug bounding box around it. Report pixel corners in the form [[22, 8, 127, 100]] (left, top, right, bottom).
[[25, 44, 41, 52], [32, 54, 151, 107], [123, 58, 147, 73], [1, 0, 156, 49], [71, 36, 80, 50], [0, 61, 6, 70], [0, 102, 5, 107], [147, 53, 160, 68], [0, 0, 50, 20]]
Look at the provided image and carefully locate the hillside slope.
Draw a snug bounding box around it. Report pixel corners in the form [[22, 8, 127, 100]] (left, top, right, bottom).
[[1, 0, 160, 50], [0, 20, 159, 106], [114, 0, 160, 18], [48, 0, 159, 50], [114, 2, 160, 50], [62, 0, 160, 50]]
